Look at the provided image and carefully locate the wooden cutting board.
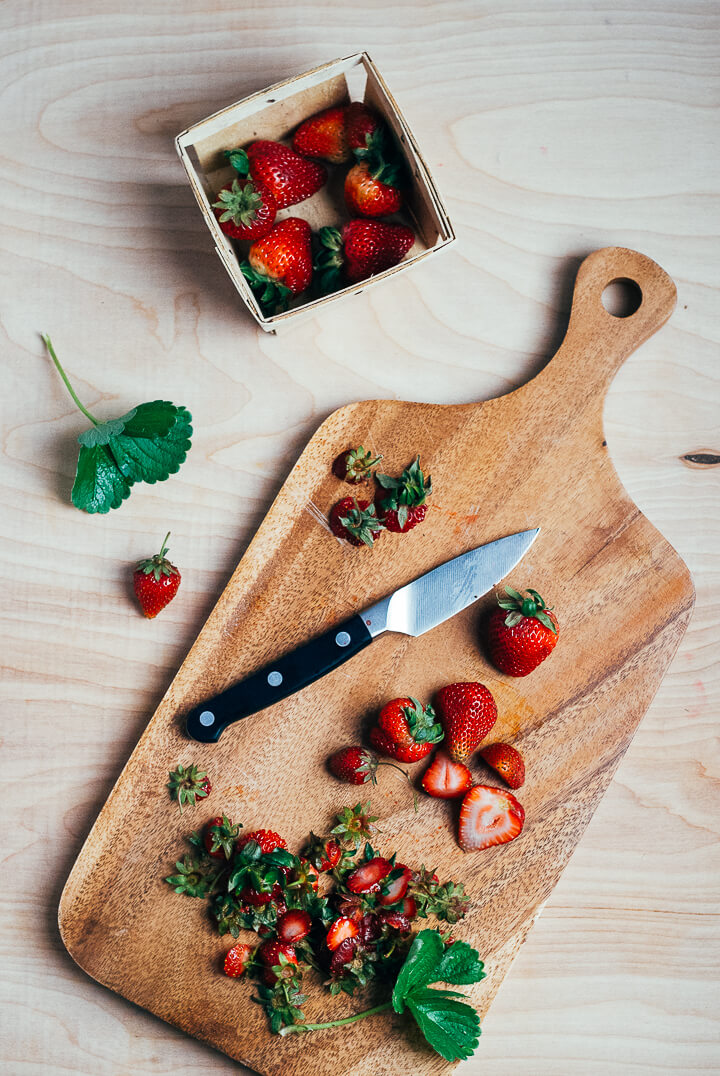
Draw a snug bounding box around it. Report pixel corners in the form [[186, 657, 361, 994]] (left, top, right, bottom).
[[59, 247, 694, 1076]]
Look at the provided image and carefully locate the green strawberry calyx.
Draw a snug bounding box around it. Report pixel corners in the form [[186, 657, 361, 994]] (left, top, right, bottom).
[[314, 227, 345, 296], [213, 178, 265, 226], [136, 532, 179, 582], [339, 499, 385, 548], [353, 128, 404, 188], [376, 457, 432, 529], [240, 262, 293, 316], [497, 586, 556, 632], [403, 698, 444, 746], [342, 446, 383, 482], [167, 763, 210, 815]]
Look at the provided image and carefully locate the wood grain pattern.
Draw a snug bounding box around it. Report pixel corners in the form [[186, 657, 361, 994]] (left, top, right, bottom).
[[2, 2, 718, 1074], [58, 247, 693, 1075]]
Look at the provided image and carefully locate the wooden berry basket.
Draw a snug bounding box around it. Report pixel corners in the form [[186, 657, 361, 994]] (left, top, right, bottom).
[[175, 52, 455, 332]]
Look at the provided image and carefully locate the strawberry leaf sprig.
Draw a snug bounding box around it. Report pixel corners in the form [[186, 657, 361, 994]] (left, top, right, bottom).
[[42, 334, 192, 514], [281, 929, 485, 1062]]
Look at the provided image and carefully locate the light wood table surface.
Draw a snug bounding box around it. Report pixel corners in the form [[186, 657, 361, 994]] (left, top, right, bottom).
[[2, 2, 718, 1074]]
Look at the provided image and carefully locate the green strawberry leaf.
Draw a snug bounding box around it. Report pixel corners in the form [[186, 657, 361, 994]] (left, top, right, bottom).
[[429, 940, 486, 986], [71, 443, 132, 513], [391, 928, 444, 1012], [405, 988, 481, 1062], [108, 404, 192, 484]]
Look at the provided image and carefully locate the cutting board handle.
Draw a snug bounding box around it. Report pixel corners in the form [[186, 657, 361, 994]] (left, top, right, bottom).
[[537, 247, 677, 406]]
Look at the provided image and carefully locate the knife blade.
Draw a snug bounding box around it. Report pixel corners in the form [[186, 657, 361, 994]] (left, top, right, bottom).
[[186, 528, 539, 743]]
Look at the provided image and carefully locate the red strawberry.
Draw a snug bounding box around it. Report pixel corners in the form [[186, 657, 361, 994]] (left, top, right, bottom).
[[246, 140, 326, 209], [304, 833, 341, 872], [328, 496, 384, 548], [242, 217, 313, 315], [376, 457, 431, 533], [328, 746, 380, 785], [486, 587, 559, 676], [379, 910, 412, 932], [435, 682, 498, 763], [332, 445, 383, 484], [345, 102, 380, 151], [400, 894, 417, 919], [223, 942, 254, 978], [212, 178, 276, 241], [235, 829, 287, 855], [293, 106, 350, 164], [421, 750, 474, 799], [369, 725, 434, 763], [257, 939, 298, 984], [458, 784, 525, 852], [480, 743, 526, 789], [133, 531, 180, 618], [345, 152, 404, 217], [326, 916, 359, 951], [346, 856, 392, 894], [377, 696, 444, 749], [240, 882, 283, 907], [277, 909, 312, 944], [315, 221, 414, 291], [329, 935, 359, 974], [203, 815, 241, 859], [358, 912, 381, 944], [378, 865, 412, 906]]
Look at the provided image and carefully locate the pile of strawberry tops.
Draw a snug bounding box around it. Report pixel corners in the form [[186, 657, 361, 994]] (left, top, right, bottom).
[[211, 103, 415, 315]]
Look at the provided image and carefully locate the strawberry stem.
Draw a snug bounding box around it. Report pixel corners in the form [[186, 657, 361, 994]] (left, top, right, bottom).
[[279, 1001, 392, 1035], [42, 333, 99, 426], [380, 761, 419, 812]]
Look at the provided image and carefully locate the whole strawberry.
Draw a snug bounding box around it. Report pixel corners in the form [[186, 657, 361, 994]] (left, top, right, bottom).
[[369, 725, 435, 763], [133, 531, 180, 618], [246, 140, 327, 209], [376, 456, 431, 533], [377, 697, 444, 750], [345, 102, 380, 151], [486, 587, 559, 676], [332, 445, 383, 483], [328, 496, 384, 548], [315, 221, 414, 292], [212, 148, 278, 240], [435, 682, 498, 763], [224, 942, 254, 978], [292, 106, 350, 164], [241, 217, 313, 315], [328, 746, 384, 784], [345, 161, 403, 217]]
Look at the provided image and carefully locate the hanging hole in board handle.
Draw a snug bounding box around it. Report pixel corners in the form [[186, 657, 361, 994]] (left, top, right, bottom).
[[601, 278, 643, 318]]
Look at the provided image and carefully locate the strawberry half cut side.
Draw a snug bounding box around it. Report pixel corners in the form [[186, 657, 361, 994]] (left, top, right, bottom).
[[458, 785, 525, 852]]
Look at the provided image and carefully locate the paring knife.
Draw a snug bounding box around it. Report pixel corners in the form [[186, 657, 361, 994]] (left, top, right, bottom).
[[186, 528, 539, 743]]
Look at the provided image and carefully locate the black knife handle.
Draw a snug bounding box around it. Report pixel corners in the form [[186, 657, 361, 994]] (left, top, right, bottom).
[[185, 613, 373, 743]]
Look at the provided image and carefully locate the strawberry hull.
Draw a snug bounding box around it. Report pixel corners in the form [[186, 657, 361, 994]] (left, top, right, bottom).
[[176, 52, 455, 332]]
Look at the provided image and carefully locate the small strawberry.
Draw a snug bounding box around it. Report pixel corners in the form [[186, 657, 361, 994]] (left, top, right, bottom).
[[346, 856, 392, 894], [315, 220, 414, 291], [369, 725, 434, 763], [292, 106, 350, 164], [345, 102, 380, 152], [326, 916, 359, 951], [486, 587, 559, 676], [223, 942, 254, 978], [303, 833, 341, 872], [480, 742, 526, 790], [376, 457, 431, 533], [421, 750, 473, 799], [332, 445, 383, 484], [377, 865, 412, 906], [246, 140, 327, 209], [203, 815, 242, 859], [277, 909, 312, 944], [212, 149, 277, 240], [377, 696, 444, 749], [241, 217, 313, 315], [235, 829, 288, 855], [327, 746, 416, 806], [257, 939, 298, 984], [133, 531, 180, 618], [240, 882, 283, 907], [166, 763, 211, 814], [328, 496, 384, 548], [458, 784, 525, 852], [435, 682, 498, 763]]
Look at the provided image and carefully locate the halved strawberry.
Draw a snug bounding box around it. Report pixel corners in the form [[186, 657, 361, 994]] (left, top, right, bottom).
[[326, 916, 359, 951], [277, 909, 312, 944], [421, 750, 474, 799], [329, 936, 359, 974], [378, 865, 412, 906], [458, 784, 525, 852], [480, 742, 526, 789], [400, 894, 417, 919], [346, 856, 392, 894], [223, 942, 254, 978]]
